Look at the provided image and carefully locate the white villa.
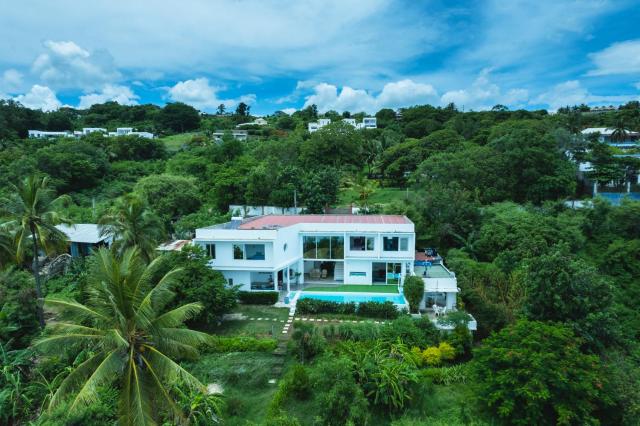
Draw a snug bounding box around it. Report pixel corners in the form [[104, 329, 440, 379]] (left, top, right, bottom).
[[28, 127, 154, 139], [581, 127, 639, 147], [193, 214, 463, 319], [307, 117, 377, 132], [213, 130, 248, 142]]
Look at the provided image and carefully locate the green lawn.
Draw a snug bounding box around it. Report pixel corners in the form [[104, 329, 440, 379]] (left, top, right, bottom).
[[304, 284, 399, 293], [158, 132, 199, 151], [205, 304, 289, 337], [338, 186, 411, 206]]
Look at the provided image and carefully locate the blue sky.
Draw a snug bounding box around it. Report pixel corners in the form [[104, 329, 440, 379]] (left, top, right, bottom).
[[1, 0, 639, 115]]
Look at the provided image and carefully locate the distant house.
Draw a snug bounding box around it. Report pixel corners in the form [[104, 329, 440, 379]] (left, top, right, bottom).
[[237, 118, 268, 127], [107, 128, 154, 138], [82, 127, 107, 135], [28, 130, 72, 138], [55, 224, 112, 257], [581, 127, 639, 145], [308, 117, 377, 133], [213, 130, 248, 142], [157, 239, 191, 252]]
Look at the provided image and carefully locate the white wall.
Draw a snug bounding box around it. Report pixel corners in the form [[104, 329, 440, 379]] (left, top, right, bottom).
[[344, 259, 372, 284], [221, 270, 251, 291]]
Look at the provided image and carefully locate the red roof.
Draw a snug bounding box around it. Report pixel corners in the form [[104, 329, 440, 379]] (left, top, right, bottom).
[[238, 215, 411, 230]]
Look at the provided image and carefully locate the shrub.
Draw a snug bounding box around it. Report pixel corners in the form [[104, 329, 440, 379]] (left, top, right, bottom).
[[356, 301, 399, 319], [410, 347, 424, 367], [422, 347, 442, 366], [403, 275, 425, 313], [380, 316, 440, 348], [420, 364, 469, 385], [295, 298, 356, 315], [288, 364, 311, 400], [291, 322, 326, 363], [208, 336, 277, 353], [337, 322, 380, 341], [438, 342, 456, 361], [238, 291, 278, 305]]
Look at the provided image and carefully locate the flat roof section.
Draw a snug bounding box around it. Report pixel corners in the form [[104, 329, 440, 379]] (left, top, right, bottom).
[[238, 214, 412, 230]]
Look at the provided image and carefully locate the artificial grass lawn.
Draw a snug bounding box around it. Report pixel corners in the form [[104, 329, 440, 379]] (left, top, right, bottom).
[[304, 284, 399, 293]]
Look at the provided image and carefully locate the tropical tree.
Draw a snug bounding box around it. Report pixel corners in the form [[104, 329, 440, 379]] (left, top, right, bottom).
[[36, 248, 216, 425], [98, 194, 164, 263], [0, 175, 70, 327], [611, 119, 628, 142]]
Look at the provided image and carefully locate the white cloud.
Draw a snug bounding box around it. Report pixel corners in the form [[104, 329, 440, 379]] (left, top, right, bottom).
[[588, 39, 640, 76], [13, 85, 61, 111], [440, 69, 528, 110], [167, 78, 256, 112], [280, 108, 297, 115], [32, 40, 120, 90], [302, 79, 438, 113], [78, 84, 139, 109], [533, 80, 638, 111], [1, 69, 23, 92]]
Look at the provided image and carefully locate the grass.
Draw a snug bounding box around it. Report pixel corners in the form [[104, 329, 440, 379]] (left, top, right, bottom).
[[338, 186, 412, 206], [158, 132, 199, 151], [303, 284, 399, 293], [185, 352, 282, 426], [205, 304, 289, 337]]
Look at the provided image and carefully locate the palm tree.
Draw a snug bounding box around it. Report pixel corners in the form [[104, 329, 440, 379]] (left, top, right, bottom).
[[0, 175, 71, 327], [611, 120, 628, 142], [98, 194, 164, 263], [36, 248, 215, 425]]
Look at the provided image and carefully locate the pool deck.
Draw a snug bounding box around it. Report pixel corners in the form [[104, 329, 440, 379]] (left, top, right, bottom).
[[302, 284, 399, 293]]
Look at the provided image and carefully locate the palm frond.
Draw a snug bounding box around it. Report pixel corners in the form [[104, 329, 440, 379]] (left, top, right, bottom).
[[142, 345, 206, 393], [44, 298, 109, 322], [48, 350, 109, 409], [152, 303, 204, 328], [69, 349, 122, 412]]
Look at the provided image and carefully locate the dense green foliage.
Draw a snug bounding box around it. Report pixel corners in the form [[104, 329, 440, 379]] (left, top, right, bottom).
[[2, 99, 640, 424]]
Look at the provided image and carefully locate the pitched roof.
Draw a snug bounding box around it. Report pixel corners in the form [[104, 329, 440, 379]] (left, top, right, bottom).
[[55, 224, 108, 244], [237, 214, 412, 230]]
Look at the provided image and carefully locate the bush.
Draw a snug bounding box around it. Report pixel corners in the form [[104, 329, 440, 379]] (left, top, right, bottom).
[[438, 342, 456, 361], [288, 364, 311, 400], [208, 336, 277, 353], [337, 322, 380, 341], [238, 291, 278, 305], [420, 364, 469, 385], [403, 275, 425, 313], [356, 301, 399, 319], [295, 298, 356, 315], [291, 322, 326, 363], [422, 347, 442, 366], [380, 316, 440, 348]]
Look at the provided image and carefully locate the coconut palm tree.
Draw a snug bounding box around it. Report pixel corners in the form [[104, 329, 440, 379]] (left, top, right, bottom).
[[98, 194, 164, 263], [0, 175, 71, 327], [36, 247, 215, 425], [611, 120, 629, 142]]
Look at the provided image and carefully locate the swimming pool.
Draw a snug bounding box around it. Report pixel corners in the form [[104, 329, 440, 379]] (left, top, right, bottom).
[[299, 291, 407, 305]]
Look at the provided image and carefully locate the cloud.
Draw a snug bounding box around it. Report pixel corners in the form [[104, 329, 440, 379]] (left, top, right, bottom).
[[533, 80, 638, 111], [587, 39, 640, 76], [440, 69, 529, 110], [1, 69, 24, 92], [32, 40, 120, 90], [167, 78, 256, 112], [13, 85, 61, 111], [302, 79, 438, 113], [78, 84, 139, 109], [280, 108, 297, 115]]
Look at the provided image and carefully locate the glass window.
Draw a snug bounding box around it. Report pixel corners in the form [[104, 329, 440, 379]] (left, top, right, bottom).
[[303, 236, 316, 259], [245, 244, 265, 260], [233, 244, 244, 260], [350, 236, 374, 251], [400, 238, 408, 251], [383, 237, 399, 251], [317, 236, 330, 258], [205, 243, 216, 259], [330, 236, 344, 259]]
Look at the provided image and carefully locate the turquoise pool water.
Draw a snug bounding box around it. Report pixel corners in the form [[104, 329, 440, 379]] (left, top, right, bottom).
[[300, 291, 407, 305]]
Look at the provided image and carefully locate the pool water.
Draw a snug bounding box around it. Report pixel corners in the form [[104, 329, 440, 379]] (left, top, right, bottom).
[[299, 291, 407, 305]]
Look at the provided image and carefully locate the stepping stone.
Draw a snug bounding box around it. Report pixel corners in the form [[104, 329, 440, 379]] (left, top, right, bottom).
[[257, 318, 263, 321], [302, 318, 308, 321], [280, 320, 285, 323], [268, 379, 277, 384], [249, 318, 256, 321], [323, 319, 328, 322]]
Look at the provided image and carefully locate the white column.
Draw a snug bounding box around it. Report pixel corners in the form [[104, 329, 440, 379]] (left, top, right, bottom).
[[273, 271, 278, 291], [287, 266, 291, 293]]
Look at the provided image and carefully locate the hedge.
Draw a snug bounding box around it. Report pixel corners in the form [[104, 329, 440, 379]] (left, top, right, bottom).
[[238, 291, 279, 305], [296, 298, 399, 319], [208, 336, 278, 353]]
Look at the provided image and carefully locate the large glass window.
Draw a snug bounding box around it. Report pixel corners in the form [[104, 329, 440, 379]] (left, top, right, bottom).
[[245, 244, 265, 260], [316, 236, 330, 258], [233, 244, 244, 260], [400, 238, 408, 251], [350, 236, 375, 251], [303, 236, 316, 259], [330, 236, 344, 259], [383, 236, 399, 251]]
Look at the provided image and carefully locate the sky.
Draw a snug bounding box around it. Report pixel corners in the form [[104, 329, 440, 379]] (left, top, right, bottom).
[[1, 0, 640, 115]]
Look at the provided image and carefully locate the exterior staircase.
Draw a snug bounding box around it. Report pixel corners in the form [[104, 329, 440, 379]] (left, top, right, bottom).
[[333, 262, 344, 282]]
